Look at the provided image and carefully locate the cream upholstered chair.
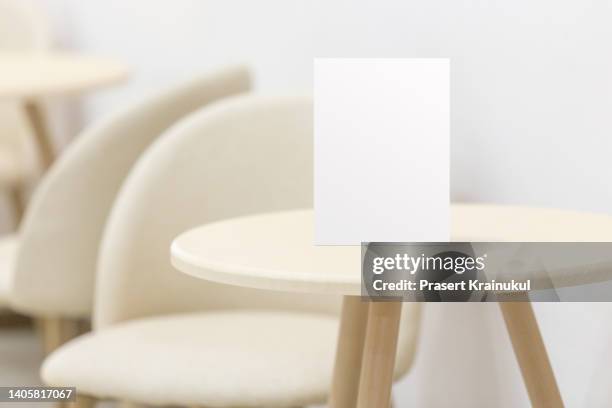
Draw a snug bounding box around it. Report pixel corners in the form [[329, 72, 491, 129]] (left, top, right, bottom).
[[0, 0, 51, 311], [4, 67, 250, 352], [41, 95, 422, 407]]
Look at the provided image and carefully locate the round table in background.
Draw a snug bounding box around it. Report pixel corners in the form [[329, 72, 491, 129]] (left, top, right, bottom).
[[171, 203, 612, 408], [0, 51, 128, 168]]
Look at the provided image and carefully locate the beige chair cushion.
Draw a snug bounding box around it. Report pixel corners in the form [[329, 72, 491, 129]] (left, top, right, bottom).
[[43, 311, 340, 407], [0, 234, 18, 308], [44, 307, 420, 406]]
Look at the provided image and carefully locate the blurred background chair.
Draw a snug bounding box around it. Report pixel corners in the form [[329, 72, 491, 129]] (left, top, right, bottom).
[[0, 0, 51, 228], [4, 67, 250, 354], [41, 94, 422, 407]]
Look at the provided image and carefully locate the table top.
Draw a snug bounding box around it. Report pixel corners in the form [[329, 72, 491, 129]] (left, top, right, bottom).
[[0, 51, 129, 99], [171, 204, 612, 295]]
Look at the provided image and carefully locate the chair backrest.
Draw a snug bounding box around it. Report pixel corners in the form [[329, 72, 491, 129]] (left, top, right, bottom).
[[10, 67, 250, 318], [94, 94, 342, 328]]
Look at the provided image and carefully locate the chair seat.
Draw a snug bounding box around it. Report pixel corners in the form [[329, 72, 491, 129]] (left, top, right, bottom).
[[42, 310, 341, 407], [0, 234, 18, 308]]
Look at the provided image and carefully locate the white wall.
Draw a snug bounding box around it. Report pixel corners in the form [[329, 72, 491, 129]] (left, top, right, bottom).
[[37, 1, 612, 406]]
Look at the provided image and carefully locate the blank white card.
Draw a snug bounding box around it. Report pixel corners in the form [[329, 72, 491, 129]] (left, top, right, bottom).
[[314, 58, 450, 244]]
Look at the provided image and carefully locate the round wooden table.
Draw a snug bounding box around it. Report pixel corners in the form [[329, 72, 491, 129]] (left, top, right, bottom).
[[172, 204, 612, 408], [0, 51, 128, 169]]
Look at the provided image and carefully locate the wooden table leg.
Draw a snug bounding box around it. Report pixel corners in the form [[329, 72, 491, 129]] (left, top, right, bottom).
[[329, 296, 369, 408], [24, 101, 54, 169], [499, 299, 564, 408], [9, 185, 25, 225], [356, 301, 402, 408]]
